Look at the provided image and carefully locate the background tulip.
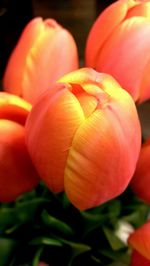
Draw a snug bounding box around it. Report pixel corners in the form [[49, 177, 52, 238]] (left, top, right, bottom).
[[0, 92, 31, 125], [25, 68, 141, 210], [3, 17, 79, 104], [130, 138, 150, 204], [130, 250, 150, 266], [85, 0, 150, 103], [128, 220, 150, 261], [0, 93, 39, 202], [0, 119, 39, 202]]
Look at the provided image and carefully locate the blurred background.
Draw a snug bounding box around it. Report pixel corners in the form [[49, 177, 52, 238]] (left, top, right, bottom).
[[0, 0, 116, 78]]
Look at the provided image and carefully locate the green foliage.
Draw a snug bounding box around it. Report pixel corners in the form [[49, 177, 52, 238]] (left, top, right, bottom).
[[0, 183, 149, 266]]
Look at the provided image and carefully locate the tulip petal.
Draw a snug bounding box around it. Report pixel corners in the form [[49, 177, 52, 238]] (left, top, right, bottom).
[[25, 86, 85, 192], [3, 17, 45, 96], [0, 92, 31, 125], [0, 119, 39, 202], [59, 68, 122, 97], [95, 17, 150, 101], [23, 25, 78, 103], [131, 139, 150, 203], [85, 0, 136, 66], [138, 58, 150, 103], [65, 93, 140, 210], [128, 220, 150, 260], [3, 18, 79, 104], [130, 250, 150, 266], [126, 1, 150, 18]]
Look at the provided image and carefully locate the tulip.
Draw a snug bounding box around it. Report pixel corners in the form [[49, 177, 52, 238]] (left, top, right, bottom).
[[128, 220, 150, 261], [0, 119, 39, 202], [85, 0, 150, 103], [130, 138, 150, 204], [0, 92, 31, 125], [0, 92, 39, 202], [130, 250, 150, 266], [25, 68, 141, 210], [3, 17, 79, 104]]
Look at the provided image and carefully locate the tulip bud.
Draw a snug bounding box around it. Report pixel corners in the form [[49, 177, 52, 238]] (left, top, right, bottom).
[[0, 119, 39, 202], [25, 68, 141, 210], [130, 138, 150, 203], [130, 250, 150, 266], [0, 92, 39, 201], [3, 17, 79, 104], [85, 0, 150, 103], [128, 220, 150, 261]]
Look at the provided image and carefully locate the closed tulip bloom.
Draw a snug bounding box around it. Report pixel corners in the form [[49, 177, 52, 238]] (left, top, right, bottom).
[[130, 250, 150, 266], [3, 17, 79, 104], [25, 68, 141, 210], [0, 93, 39, 201], [86, 0, 150, 103], [0, 92, 31, 125], [0, 119, 39, 202], [128, 220, 150, 261], [130, 138, 150, 203]]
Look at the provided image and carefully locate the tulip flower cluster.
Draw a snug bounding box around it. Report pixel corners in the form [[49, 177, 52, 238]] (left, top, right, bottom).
[[1, 0, 150, 264]]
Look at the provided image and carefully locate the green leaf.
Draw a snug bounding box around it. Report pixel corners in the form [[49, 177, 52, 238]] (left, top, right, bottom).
[[15, 190, 37, 202], [5, 223, 22, 234], [0, 207, 17, 231], [42, 210, 74, 236], [57, 237, 91, 265], [15, 198, 50, 223], [99, 249, 130, 264], [30, 236, 63, 247], [122, 204, 150, 227], [103, 227, 125, 251], [0, 238, 17, 266], [91, 255, 102, 263], [81, 211, 106, 237], [32, 246, 44, 266]]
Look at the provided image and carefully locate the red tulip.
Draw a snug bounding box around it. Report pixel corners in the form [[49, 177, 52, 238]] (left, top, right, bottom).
[[0, 92, 39, 202], [3, 17, 79, 104], [25, 68, 141, 210], [130, 250, 150, 266], [85, 0, 150, 103], [128, 220, 150, 261], [131, 138, 150, 203]]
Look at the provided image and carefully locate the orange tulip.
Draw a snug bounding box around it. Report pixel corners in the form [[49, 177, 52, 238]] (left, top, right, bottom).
[[0, 92, 39, 202], [3, 17, 79, 104], [128, 220, 150, 261], [85, 0, 150, 103], [25, 68, 141, 210], [131, 138, 150, 204], [0, 92, 31, 125], [0, 119, 39, 202], [130, 250, 150, 266]]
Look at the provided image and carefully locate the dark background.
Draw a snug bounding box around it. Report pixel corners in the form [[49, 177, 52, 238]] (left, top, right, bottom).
[[0, 0, 116, 78]]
